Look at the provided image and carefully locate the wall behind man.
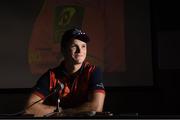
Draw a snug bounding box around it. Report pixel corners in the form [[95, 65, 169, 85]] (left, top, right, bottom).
[[0, 0, 153, 88]]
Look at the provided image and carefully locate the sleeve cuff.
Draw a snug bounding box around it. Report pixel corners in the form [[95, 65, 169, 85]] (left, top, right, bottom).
[[33, 91, 45, 99], [94, 89, 106, 94]]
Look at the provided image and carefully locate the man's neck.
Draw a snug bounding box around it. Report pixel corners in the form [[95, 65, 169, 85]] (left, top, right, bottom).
[[64, 62, 82, 74]]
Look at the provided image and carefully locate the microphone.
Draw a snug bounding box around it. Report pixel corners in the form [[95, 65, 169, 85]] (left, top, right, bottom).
[[43, 83, 64, 117], [25, 82, 64, 113], [0, 82, 64, 117], [54, 83, 64, 113], [25, 82, 64, 110], [58, 83, 64, 92]]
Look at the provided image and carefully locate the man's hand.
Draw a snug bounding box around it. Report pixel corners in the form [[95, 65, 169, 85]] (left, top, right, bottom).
[[25, 93, 56, 117], [62, 91, 105, 115]]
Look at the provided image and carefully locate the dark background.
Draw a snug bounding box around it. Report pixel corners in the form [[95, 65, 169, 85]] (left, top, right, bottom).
[[0, 0, 153, 88], [1, 0, 180, 117]]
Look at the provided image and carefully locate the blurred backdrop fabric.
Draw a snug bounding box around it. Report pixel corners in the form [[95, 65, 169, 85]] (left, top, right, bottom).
[[0, 0, 153, 88], [28, 0, 125, 75]]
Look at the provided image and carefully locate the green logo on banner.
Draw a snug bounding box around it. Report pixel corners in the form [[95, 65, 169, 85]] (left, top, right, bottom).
[[54, 6, 84, 43]]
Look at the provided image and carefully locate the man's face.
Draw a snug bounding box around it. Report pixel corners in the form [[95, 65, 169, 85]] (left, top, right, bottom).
[[65, 39, 87, 64]]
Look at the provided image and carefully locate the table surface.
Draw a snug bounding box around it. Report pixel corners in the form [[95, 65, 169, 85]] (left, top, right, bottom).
[[1, 112, 180, 119]]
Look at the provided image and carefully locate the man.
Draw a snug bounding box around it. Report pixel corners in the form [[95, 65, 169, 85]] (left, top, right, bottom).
[[25, 28, 105, 117]]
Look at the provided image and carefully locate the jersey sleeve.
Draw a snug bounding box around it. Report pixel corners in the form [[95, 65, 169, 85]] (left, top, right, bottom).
[[88, 67, 105, 93], [32, 70, 51, 99]]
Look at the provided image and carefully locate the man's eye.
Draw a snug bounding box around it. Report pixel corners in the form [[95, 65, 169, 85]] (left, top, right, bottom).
[[70, 45, 76, 49], [71, 45, 76, 48], [82, 45, 86, 48]]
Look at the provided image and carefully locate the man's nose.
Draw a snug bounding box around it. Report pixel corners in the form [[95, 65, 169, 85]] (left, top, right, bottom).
[[76, 47, 81, 53]]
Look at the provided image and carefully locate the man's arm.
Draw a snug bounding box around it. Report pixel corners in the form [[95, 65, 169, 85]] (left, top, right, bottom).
[[25, 93, 56, 117], [62, 91, 105, 114], [25, 91, 105, 117]]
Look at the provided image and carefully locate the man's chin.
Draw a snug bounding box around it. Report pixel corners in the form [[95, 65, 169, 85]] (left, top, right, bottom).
[[73, 60, 84, 65]]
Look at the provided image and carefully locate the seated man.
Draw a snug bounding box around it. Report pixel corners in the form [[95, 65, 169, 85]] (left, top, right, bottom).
[[25, 28, 105, 117]]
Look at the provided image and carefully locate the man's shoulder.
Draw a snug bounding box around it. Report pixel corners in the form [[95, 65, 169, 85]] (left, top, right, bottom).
[[84, 61, 95, 68], [83, 61, 102, 72]]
